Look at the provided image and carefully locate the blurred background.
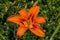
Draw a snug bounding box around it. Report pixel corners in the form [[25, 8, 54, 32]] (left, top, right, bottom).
[[0, 0, 60, 40]]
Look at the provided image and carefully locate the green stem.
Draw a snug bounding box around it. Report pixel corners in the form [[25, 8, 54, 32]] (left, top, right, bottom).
[[25, 4, 27, 8], [33, 0, 38, 6], [50, 20, 60, 40], [25, 0, 38, 8], [0, 34, 5, 40]]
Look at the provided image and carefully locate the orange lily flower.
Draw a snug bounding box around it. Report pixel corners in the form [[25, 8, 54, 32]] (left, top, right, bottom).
[[7, 6, 46, 38]]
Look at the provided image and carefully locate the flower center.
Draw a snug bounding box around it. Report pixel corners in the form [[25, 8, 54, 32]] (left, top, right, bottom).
[[23, 20, 33, 28]]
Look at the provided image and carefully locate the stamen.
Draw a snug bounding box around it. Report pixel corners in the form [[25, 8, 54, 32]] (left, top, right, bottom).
[[23, 21, 33, 28], [23, 22, 28, 27], [29, 24, 32, 28]]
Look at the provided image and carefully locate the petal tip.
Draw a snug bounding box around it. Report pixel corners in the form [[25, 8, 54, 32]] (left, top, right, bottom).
[[18, 8, 26, 13], [41, 33, 46, 37], [16, 33, 21, 38]]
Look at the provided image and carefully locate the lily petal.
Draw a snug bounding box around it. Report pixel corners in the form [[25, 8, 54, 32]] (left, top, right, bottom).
[[28, 6, 40, 19], [19, 8, 27, 18], [7, 15, 21, 25], [16, 25, 28, 38], [35, 16, 46, 23], [30, 25, 45, 37]]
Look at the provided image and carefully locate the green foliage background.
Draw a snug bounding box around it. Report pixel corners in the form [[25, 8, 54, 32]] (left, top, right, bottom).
[[0, 0, 60, 40]]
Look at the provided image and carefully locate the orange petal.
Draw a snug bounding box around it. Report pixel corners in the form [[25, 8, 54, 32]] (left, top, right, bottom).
[[18, 8, 27, 18], [7, 15, 21, 25], [28, 6, 40, 18], [16, 25, 28, 38], [29, 25, 45, 37], [35, 16, 46, 23]]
